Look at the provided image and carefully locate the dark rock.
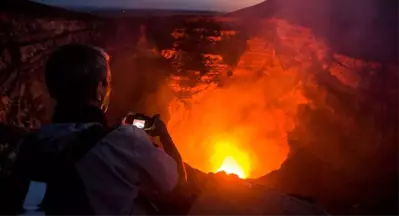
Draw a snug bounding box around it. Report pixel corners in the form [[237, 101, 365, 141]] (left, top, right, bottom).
[[229, 0, 398, 63], [0, 1, 111, 127], [0, 1, 397, 215]]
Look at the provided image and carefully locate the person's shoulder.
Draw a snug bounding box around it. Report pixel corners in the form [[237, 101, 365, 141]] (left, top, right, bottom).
[[106, 125, 152, 146], [113, 124, 148, 138]]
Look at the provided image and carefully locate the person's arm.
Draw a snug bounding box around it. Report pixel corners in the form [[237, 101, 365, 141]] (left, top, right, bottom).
[[117, 114, 186, 192], [126, 126, 179, 193], [154, 117, 187, 185]]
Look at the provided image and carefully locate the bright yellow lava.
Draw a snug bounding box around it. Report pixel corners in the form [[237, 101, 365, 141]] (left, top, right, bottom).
[[217, 156, 247, 178], [211, 137, 251, 179]]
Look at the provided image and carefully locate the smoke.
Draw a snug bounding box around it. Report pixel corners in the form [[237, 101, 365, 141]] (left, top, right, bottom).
[[165, 57, 308, 178], [270, 0, 398, 62]]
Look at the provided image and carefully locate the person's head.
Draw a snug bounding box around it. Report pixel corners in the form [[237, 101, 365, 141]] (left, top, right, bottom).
[[45, 44, 111, 112]]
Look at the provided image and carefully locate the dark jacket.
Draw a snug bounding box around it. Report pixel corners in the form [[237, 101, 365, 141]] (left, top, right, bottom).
[[2, 105, 178, 215]]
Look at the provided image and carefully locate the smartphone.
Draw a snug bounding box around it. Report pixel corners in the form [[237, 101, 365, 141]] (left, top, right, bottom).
[[123, 112, 155, 131], [132, 119, 146, 129]]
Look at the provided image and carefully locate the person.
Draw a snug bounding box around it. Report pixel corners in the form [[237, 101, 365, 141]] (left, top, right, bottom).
[[1, 44, 186, 215]]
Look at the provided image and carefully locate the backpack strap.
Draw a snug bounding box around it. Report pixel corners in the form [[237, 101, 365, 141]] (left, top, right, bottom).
[[61, 124, 115, 162], [44, 124, 116, 215]]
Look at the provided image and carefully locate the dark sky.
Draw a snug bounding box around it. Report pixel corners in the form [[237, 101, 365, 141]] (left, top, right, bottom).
[[32, 0, 265, 12]]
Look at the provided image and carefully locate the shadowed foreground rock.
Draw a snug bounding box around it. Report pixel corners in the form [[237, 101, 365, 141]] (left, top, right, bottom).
[[188, 173, 328, 215]]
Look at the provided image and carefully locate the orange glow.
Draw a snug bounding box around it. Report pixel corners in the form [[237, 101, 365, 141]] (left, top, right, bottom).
[[211, 137, 250, 178], [217, 156, 246, 178], [161, 19, 332, 179], [166, 65, 308, 178]]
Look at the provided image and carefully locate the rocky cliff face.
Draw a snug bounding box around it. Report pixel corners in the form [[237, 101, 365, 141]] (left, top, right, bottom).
[[157, 5, 398, 215], [225, 1, 398, 214], [230, 0, 398, 63], [0, 0, 111, 128], [0, 0, 397, 215]]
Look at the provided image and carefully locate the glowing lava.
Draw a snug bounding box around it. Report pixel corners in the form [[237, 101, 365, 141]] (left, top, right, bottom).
[[164, 21, 316, 178], [217, 156, 246, 178], [211, 139, 251, 179]]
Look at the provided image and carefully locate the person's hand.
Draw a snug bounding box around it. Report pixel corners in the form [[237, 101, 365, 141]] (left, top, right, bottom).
[[151, 114, 169, 137], [120, 112, 136, 125]]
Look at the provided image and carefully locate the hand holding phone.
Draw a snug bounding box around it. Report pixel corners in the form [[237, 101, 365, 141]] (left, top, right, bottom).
[[132, 119, 146, 129], [151, 114, 169, 136], [122, 112, 155, 131]]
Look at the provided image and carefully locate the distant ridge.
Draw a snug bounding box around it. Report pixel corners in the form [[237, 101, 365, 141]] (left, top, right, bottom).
[[227, 0, 273, 19], [228, 0, 398, 62], [0, 0, 100, 20], [79, 8, 223, 18]]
